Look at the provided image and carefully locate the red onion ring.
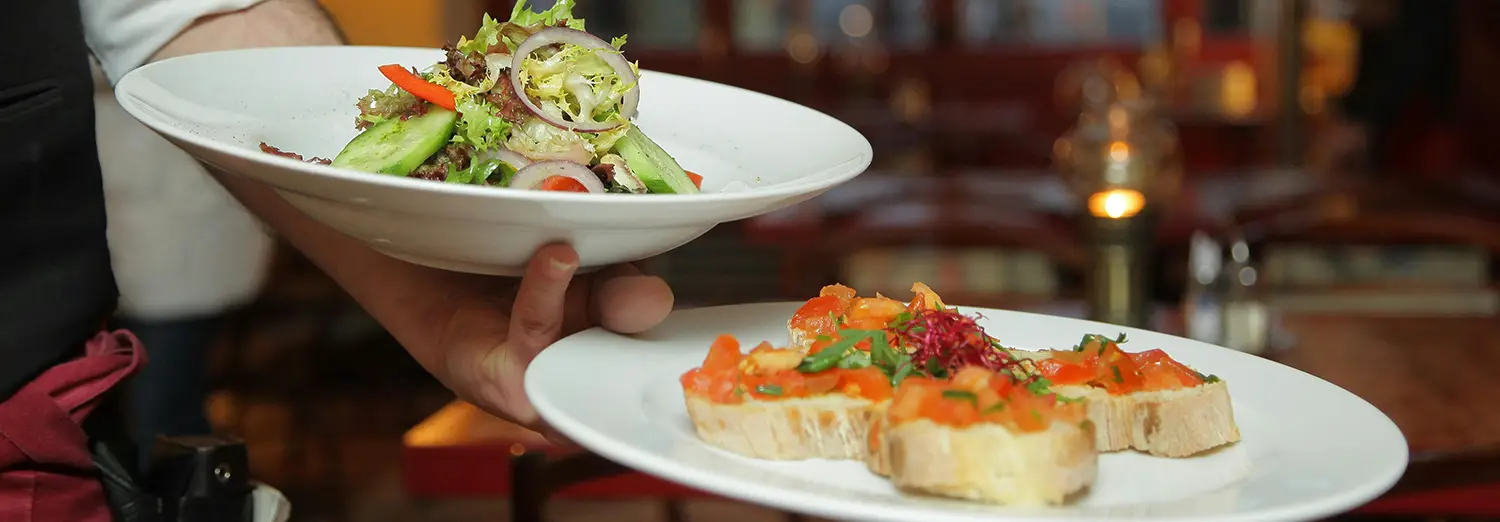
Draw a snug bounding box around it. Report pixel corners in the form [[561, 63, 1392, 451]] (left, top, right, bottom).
[[510, 27, 640, 132], [477, 147, 532, 169], [509, 161, 606, 193]]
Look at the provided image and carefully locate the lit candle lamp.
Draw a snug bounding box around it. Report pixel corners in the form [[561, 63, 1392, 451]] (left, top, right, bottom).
[[1087, 188, 1147, 220], [1054, 96, 1181, 329], [1078, 188, 1155, 328]]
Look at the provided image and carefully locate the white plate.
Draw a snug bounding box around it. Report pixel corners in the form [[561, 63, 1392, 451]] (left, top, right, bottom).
[[526, 302, 1408, 522], [113, 46, 871, 275]]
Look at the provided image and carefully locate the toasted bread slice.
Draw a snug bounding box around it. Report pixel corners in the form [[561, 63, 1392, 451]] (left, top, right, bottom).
[[865, 403, 893, 477], [1012, 352, 1241, 457], [684, 393, 883, 460], [884, 418, 1096, 506], [1121, 380, 1239, 457]]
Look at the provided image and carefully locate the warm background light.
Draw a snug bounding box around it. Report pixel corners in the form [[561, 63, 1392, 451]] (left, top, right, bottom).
[[1087, 189, 1147, 219], [1108, 140, 1130, 162]]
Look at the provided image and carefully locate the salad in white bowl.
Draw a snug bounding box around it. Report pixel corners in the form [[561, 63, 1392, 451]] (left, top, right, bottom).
[[113, 0, 870, 275], [262, 0, 701, 195]]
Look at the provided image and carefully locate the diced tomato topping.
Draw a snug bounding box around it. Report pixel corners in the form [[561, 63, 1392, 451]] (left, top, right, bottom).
[[835, 367, 894, 401], [1031, 343, 1207, 394], [745, 371, 809, 399], [1092, 341, 1145, 395], [681, 334, 900, 405], [928, 395, 981, 426], [1048, 349, 1093, 366], [803, 372, 841, 395], [887, 377, 936, 421], [1034, 358, 1095, 386], [1131, 349, 1205, 391], [819, 284, 857, 306], [988, 371, 1015, 396], [844, 297, 908, 330], [1008, 392, 1052, 432], [790, 295, 845, 342], [887, 368, 1084, 432], [950, 366, 994, 391], [680, 367, 740, 403], [702, 334, 743, 373], [806, 337, 835, 355]]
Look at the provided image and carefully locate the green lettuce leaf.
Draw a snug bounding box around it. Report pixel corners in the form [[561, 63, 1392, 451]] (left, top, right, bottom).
[[509, 0, 586, 31], [452, 97, 514, 152], [456, 13, 502, 55], [445, 158, 499, 185], [354, 84, 420, 129], [446, 158, 519, 186]]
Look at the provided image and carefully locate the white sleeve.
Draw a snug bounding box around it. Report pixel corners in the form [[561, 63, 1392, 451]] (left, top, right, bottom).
[[80, 0, 270, 84]]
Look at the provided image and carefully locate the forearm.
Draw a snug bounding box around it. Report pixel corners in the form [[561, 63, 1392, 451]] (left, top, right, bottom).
[[149, 0, 345, 58], [147, 0, 466, 367]]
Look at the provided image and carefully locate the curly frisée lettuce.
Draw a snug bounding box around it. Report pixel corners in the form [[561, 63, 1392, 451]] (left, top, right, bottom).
[[277, 0, 704, 195], [452, 97, 513, 152], [514, 35, 637, 130]]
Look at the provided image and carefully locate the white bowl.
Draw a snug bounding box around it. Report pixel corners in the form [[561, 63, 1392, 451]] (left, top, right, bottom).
[[114, 46, 872, 275]]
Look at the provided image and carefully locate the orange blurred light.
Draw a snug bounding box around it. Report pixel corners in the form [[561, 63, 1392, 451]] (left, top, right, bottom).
[[1087, 189, 1146, 219]]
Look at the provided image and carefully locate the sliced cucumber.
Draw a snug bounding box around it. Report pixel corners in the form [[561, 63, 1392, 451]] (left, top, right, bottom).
[[331, 106, 458, 176], [614, 126, 698, 194]]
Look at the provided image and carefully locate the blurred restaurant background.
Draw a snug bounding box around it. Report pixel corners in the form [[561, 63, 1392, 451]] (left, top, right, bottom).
[[101, 0, 1500, 520]]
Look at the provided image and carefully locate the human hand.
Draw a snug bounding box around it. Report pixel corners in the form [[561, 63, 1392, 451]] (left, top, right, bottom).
[[424, 243, 674, 439]]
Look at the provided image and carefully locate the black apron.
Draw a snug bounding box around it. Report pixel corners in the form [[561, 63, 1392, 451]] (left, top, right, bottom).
[[0, 2, 150, 521], [0, 0, 119, 397]]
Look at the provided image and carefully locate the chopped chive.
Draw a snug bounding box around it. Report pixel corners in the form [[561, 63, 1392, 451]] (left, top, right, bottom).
[[924, 356, 946, 378], [1112, 365, 1123, 383], [755, 384, 783, 396], [982, 401, 1008, 414], [798, 330, 875, 373], [1025, 377, 1053, 396], [870, 331, 901, 369], [837, 350, 872, 369], [941, 390, 977, 405], [890, 358, 915, 387]]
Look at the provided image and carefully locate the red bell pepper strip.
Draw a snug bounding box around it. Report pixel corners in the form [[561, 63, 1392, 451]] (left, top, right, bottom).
[[378, 64, 457, 111], [686, 171, 703, 189]]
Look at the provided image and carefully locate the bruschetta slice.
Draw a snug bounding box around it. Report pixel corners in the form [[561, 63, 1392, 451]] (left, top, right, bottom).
[[785, 282, 1241, 458], [1012, 334, 1241, 457], [680, 334, 895, 460], [878, 366, 1097, 506]]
